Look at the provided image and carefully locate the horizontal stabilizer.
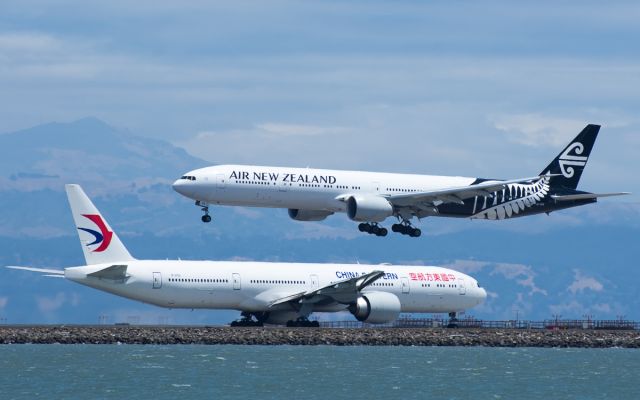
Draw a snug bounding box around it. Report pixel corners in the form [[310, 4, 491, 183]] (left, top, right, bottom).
[[6, 266, 65, 275], [87, 264, 129, 280], [551, 192, 630, 201]]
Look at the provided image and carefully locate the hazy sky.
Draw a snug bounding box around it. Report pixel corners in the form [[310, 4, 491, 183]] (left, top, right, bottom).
[[1, 0, 638, 193]]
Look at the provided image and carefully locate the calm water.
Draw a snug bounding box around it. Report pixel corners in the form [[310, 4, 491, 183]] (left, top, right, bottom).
[[0, 345, 638, 399]]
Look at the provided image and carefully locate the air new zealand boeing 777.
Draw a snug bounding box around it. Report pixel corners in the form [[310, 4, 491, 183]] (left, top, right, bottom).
[[173, 125, 628, 237]]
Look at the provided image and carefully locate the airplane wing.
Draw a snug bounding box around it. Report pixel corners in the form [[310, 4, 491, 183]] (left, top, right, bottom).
[[267, 270, 385, 309], [386, 175, 552, 207], [6, 266, 65, 278], [551, 192, 630, 201]]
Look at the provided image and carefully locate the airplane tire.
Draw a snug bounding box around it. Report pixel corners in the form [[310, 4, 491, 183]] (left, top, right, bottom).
[[411, 228, 421, 237], [202, 215, 212, 223], [391, 224, 400, 232], [378, 228, 388, 237], [358, 223, 367, 232], [311, 321, 320, 327]]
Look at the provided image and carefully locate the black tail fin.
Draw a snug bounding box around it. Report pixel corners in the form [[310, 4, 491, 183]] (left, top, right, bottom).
[[540, 124, 600, 190]]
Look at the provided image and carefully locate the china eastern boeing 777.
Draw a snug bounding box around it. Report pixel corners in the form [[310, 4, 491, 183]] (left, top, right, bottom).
[[173, 124, 628, 237], [7, 185, 486, 326]]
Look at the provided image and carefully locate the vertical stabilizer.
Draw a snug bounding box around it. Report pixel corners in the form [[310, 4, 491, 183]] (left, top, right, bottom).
[[65, 184, 135, 265], [540, 124, 600, 190]]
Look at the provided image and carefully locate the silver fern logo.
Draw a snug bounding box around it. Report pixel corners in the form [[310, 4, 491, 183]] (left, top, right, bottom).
[[471, 177, 550, 220], [558, 142, 587, 178]]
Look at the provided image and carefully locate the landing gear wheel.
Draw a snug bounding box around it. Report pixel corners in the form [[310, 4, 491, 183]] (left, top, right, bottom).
[[358, 222, 388, 237], [447, 312, 459, 328], [393, 221, 421, 237], [230, 312, 264, 327], [196, 201, 211, 223]]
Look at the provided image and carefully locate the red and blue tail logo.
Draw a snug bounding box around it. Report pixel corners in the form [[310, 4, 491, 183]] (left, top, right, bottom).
[[77, 214, 113, 252]]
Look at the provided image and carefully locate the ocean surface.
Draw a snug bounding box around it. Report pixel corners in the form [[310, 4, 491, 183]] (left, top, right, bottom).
[[0, 345, 638, 399]]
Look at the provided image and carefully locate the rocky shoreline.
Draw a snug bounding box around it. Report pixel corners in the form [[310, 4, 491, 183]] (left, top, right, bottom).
[[1, 326, 639, 347]]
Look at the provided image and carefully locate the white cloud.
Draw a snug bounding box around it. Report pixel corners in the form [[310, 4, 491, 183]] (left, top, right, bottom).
[[548, 300, 587, 317], [35, 292, 67, 313], [443, 259, 547, 297], [442, 259, 489, 274], [492, 114, 587, 147], [567, 269, 604, 294], [283, 221, 361, 240], [0, 32, 62, 53], [592, 303, 612, 314], [491, 262, 548, 296], [256, 123, 349, 137], [0, 297, 8, 309]]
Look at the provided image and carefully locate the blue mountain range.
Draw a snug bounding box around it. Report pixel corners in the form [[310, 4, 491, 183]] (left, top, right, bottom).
[[0, 118, 637, 325]]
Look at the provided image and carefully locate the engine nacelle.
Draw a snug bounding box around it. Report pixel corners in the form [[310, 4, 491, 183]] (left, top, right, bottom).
[[288, 208, 334, 221], [350, 291, 401, 324], [346, 195, 393, 222]]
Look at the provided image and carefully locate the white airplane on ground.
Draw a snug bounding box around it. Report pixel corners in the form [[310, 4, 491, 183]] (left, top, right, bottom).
[[7, 185, 486, 326], [173, 124, 628, 237]]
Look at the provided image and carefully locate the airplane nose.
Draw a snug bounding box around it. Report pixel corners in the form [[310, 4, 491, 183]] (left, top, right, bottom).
[[479, 287, 487, 303], [172, 179, 189, 196]]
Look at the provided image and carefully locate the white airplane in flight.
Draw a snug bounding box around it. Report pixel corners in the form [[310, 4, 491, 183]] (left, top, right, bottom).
[[173, 124, 628, 237], [7, 184, 486, 327]]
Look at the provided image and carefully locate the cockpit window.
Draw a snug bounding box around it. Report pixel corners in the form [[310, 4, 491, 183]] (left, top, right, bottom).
[[477, 282, 482, 288], [180, 175, 196, 181]]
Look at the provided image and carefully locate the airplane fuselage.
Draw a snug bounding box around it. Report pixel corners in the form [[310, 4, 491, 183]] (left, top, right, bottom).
[[174, 164, 593, 221], [65, 260, 485, 316]]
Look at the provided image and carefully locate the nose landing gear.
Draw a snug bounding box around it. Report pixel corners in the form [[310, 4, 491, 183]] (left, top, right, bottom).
[[196, 201, 211, 223], [229, 311, 265, 327], [447, 312, 459, 328], [358, 222, 388, 237], [391, 222, 421, 237]]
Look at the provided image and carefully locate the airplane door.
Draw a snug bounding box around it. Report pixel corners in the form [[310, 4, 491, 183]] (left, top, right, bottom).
[[310, 274, 319, 290], [216, 173, 226, 189], [232, 273, 241, 290], [153, 272, 162, 289], [401, 277, 410, 294], [458, 278, 466, 295]]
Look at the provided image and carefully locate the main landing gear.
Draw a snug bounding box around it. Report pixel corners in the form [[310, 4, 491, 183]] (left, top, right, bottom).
[[391, 222, 421, 237], [447, 312, 459, 328], [230, 311, 265, 327], [286, 317, 320, 328], [358, 223, 388, 237], [196, 201, 211, 223]]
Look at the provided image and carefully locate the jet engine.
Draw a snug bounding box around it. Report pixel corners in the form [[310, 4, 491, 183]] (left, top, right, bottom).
[[350, 291, 401, 324], [288, 209, 334, 221], [346, 195, 393, 222]]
